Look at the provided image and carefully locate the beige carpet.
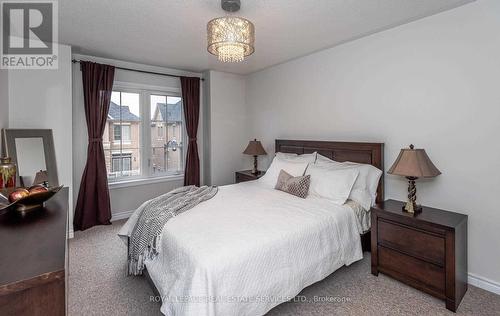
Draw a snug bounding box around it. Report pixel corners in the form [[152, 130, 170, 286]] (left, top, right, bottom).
[[69, 220, 500, 316]]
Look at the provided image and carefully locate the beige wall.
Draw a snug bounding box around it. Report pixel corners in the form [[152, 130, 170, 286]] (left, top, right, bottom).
[[0, 69, 8, 137], [108, 178, 184, 217], [204, 71, 250, 186], [245, 0, 500, 291], [8, 43, 73, 229]]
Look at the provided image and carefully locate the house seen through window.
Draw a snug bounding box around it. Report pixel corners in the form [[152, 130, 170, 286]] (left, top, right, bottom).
[[150, 94, 183, 175], [105, 90, 184, 182]]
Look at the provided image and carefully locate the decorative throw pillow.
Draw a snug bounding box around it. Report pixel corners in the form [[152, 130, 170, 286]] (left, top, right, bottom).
[[274, 169, 311, 199]]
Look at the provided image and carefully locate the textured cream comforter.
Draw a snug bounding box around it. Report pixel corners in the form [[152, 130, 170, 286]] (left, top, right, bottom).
[[120, 181, 363, 316]]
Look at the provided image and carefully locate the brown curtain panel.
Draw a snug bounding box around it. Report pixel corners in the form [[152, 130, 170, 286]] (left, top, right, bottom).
[[73, 61, 115, 231], [180, 77, 201, 186]]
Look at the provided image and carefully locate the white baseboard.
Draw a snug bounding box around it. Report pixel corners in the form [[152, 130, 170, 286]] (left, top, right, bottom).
[[468, 273, 500, 295], [111, 209, 134, 221], [68, 229, 74, 239]]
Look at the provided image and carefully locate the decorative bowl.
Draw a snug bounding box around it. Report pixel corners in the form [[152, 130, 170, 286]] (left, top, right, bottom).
[[0, 185, 63, 215]]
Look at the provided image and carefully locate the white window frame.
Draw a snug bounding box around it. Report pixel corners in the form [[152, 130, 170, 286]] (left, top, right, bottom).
[[108, 81, 186, 185]]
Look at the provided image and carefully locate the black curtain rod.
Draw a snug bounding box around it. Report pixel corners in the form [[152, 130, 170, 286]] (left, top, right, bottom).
[[71, 59, 204, 81]]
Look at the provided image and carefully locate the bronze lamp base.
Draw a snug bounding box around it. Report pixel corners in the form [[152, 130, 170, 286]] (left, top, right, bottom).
[[403, 201, 422, 214], [403, 176, 422, 214], [251, 155, 258, 175]]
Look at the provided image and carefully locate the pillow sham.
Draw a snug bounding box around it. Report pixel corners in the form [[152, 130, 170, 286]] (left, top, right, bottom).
[[276, 151, 317, 163], [315, 154, 382, 209], [345, 161, 382, 205], [316, 153, 336, 164], [274, 169, 311, 199], [259, 156, 309, 187], [305, 163, 359, 205]]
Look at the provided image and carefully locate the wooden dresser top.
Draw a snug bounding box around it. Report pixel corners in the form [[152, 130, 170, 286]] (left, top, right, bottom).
[[373, 199, 467, 229], [0, 188, 68, 288]]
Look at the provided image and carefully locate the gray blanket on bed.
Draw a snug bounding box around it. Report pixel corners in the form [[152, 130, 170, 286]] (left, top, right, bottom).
[[128, 185, 218, 275]]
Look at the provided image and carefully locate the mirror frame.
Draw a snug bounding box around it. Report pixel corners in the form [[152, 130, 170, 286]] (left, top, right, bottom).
[[2, 129, 59, 187]]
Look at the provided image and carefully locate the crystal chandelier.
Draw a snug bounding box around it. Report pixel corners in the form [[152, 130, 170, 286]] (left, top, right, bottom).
[[207, 0, 255, 63]]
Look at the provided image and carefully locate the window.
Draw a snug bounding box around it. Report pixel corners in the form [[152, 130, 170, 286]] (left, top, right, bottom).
[[105, 87, 185, 182], [105, 91, 141, 180], [150, 94, 184, 176], [112, 153, 132, 172], [113, 124, 131, 142], [157, 124, 163, 138], [113, 124, 121, 140]]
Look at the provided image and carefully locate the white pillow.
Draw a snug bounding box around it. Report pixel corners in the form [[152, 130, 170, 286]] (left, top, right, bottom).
[[316, 154, 382, 196], [315, 155, 382, 209], [276, 152, 317, 163], [259, 157, 309, 187], [316, 153, 336, 164], [343, 161, 382, 205], [306, 164, 359, 205]]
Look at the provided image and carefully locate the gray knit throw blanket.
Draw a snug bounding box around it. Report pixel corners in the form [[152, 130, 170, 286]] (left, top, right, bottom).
[[128, 185, 218, 275]]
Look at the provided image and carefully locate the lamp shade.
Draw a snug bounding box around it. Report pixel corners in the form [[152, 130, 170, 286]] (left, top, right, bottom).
[[243, 139, 267, 156], [388, 144, 441, 178]]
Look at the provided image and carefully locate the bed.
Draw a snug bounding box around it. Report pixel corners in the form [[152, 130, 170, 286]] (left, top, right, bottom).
[[120, 139, 384, 316]]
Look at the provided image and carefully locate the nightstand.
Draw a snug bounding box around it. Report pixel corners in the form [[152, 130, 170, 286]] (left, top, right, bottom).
[[235, 170, 266, 183], [371, 199, 468, 312]]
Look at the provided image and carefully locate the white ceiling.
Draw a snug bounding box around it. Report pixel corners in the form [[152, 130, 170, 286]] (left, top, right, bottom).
[[60, 0, 474, 75]]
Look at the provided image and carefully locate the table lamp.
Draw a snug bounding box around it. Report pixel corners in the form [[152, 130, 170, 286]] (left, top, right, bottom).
[[243, 139, 267, 175], [388, 144, 441, 213]]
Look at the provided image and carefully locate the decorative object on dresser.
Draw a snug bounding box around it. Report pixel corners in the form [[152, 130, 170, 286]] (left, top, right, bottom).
[[2, 129, 59, 188], [243, 139, 267, 174], [388, 144, 441, 213], [235, 169, 266, 183], [0, 187, 68, 316], [34, 170, 49, 187], [371, 199, 467, 312], [0, 185, 64, 215], [0, 157, 16, 189]]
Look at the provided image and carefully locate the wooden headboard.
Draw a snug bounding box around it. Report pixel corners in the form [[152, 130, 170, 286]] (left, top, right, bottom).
[[275, 139, 384, 204]]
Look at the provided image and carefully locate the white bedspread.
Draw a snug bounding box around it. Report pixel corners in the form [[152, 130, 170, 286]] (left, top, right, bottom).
[[119, 181, 363, 316]]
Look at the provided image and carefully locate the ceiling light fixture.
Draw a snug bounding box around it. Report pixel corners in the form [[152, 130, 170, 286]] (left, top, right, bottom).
[[207, 0, 255, 63]]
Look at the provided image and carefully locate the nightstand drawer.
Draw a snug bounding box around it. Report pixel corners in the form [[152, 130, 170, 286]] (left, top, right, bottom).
[[378, 219, 445, 266], [378, 246, 445, 295]]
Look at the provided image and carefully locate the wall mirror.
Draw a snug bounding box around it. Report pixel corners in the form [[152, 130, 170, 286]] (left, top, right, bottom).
[[2, 129, 59, 187]]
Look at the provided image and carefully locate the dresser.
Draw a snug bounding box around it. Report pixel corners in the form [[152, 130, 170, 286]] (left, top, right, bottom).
[[235, 170, 266, 183], [371, 199, 467, 312], [0, 188, 68, 315]]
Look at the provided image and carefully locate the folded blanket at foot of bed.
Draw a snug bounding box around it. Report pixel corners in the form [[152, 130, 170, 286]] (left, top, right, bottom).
[[125, 185, 218, 275]]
